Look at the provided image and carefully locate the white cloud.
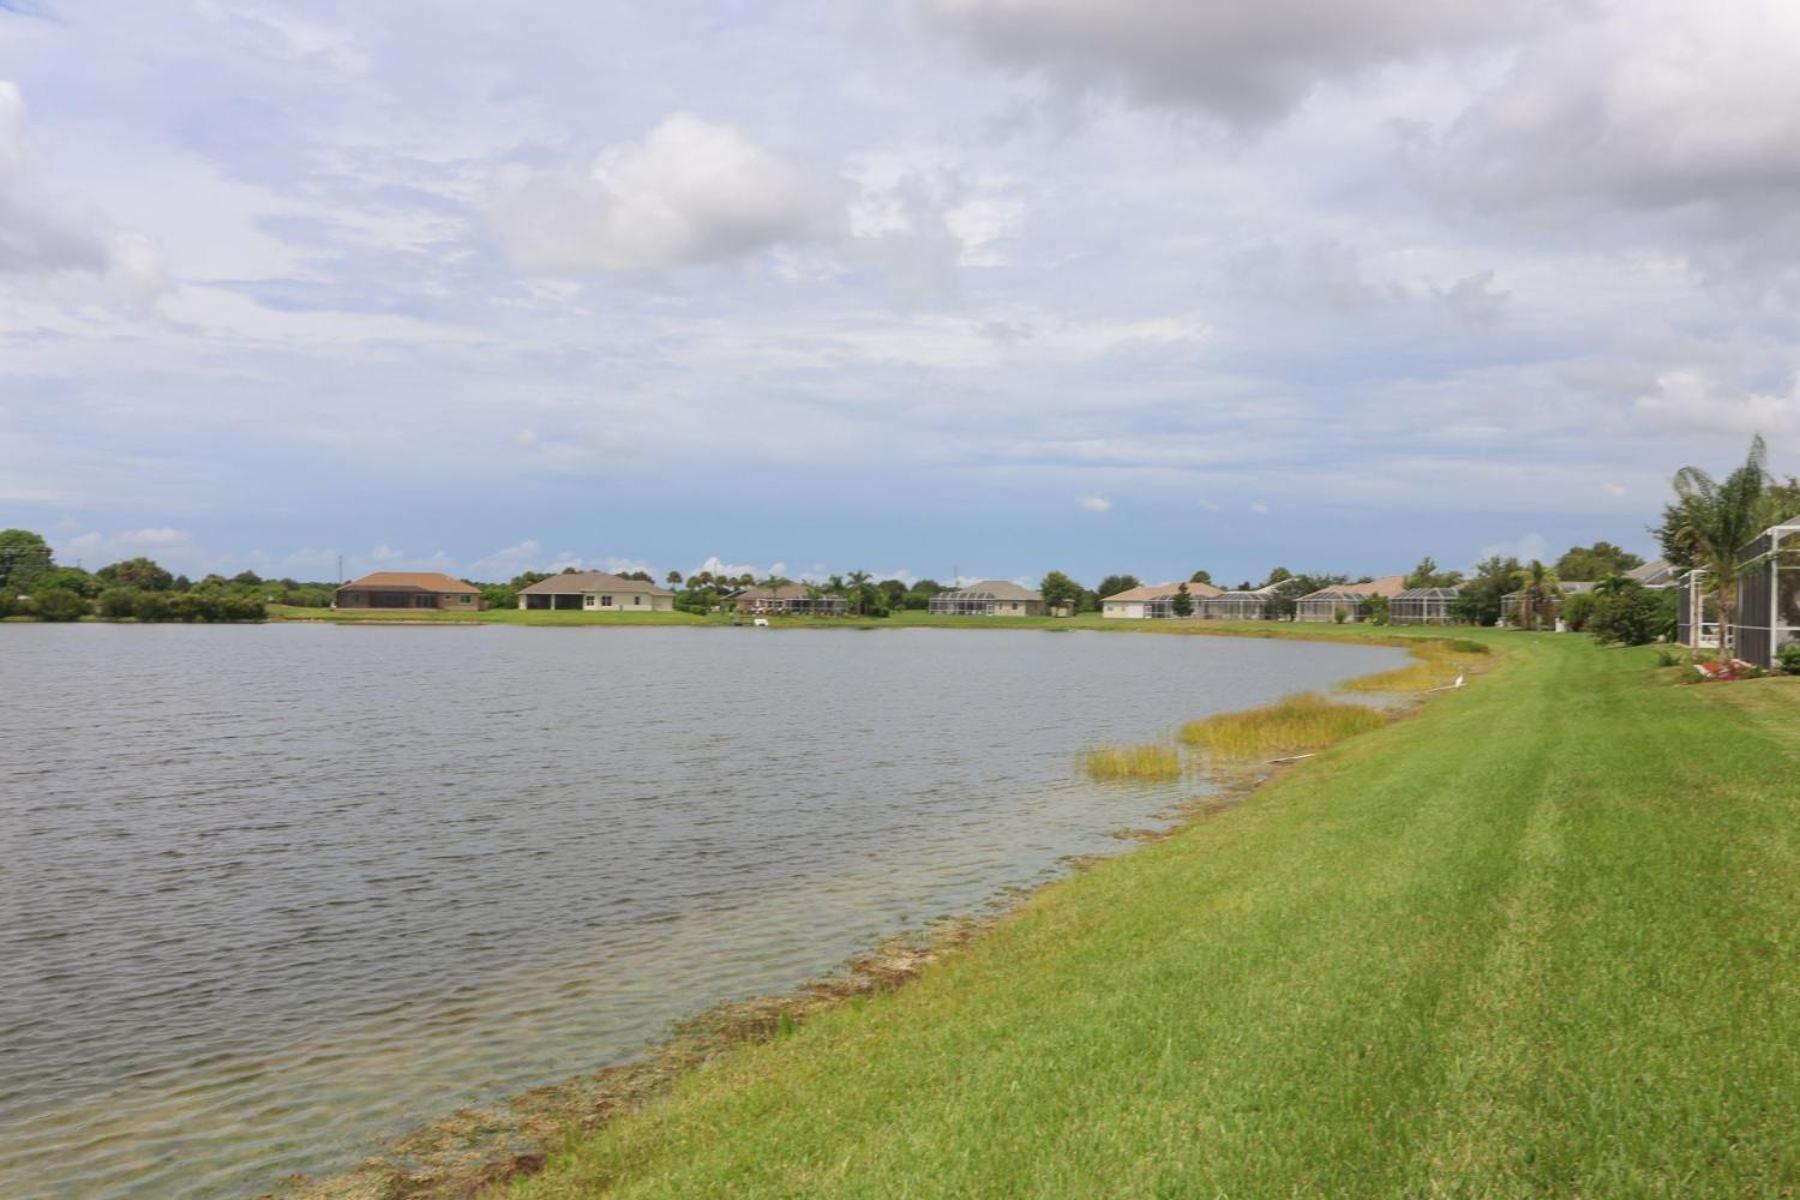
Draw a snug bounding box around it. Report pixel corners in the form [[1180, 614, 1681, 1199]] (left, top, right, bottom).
[[1634, 370, 1800, 439], [921, 0, 1546, 127], [56, 526, 197, 568], [492, 113, 846, 273], [690, 554, 788, 580], [1076, 493, 1111, 512], [369, 543, 404, 562], [0, 82, 169, 308], [1601, 482, 1628, 497], [1249, 501, 1270, 514]]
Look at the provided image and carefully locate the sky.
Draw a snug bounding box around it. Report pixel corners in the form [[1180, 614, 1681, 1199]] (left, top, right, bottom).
[[2, 0, 1798, 587]]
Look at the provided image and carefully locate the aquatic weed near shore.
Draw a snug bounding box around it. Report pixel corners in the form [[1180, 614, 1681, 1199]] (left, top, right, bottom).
[[1179, 693, 1385, 760], [1079, 743, 1182, 781]]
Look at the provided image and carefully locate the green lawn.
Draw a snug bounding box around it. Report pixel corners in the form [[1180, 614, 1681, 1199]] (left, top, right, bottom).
[[505, 632, 1795, 1199]]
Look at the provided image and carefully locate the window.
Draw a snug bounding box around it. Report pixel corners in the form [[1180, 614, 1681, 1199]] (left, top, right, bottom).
[[635, 595, 643, 605], [600, 595, 612, 607]]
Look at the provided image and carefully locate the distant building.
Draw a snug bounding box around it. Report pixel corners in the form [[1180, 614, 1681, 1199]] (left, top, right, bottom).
[[1499, 581, 1594, 627], [1101, 580, 1223, 619], [730, 583, 849, 616], [1390, 586, 1464, 625], [517, 572, 675, 612], [1197, 586, 1281, 621], [929, 581, 1045, 616], [335, 571, 482, 611], [1293, 575, 1407, 623], [1732, 522, 1800, 666]]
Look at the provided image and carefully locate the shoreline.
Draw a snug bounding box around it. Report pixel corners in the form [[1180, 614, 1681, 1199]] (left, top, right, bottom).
[[268, 628, 1477, 1200]]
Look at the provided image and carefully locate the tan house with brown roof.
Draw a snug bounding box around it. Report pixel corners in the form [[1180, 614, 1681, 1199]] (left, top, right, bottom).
[[517, 572, 675, 613], [1101, 580, 1224, 619], [335, 571, 482, 611]]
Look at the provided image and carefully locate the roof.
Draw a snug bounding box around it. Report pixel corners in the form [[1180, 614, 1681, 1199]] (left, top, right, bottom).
[[1103, 580, 1224, 603], [1625, 559, 1677, 587], [942, 580, 1043, 602], [1207, 586, 1280, 601], [1297, 574, 1408, 603], [734, 583, 816, 601], [338, 571, 479, 594], [1394, 586, 1464, 600], [518, 571, 673, 596]]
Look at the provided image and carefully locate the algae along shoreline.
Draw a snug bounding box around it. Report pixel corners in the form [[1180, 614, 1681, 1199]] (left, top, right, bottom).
[[263, 623, 1786, 1200], [447, 627, 1793, 1198]]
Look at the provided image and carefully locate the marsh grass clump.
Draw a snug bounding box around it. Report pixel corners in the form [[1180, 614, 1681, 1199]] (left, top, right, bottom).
[[1079, 743, 1183, 781], [1179, 693, 1385, 760], [1343, 639, 1490, 693]]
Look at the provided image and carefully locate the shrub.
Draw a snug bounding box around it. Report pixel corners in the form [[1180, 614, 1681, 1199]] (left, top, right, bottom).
[[0, 591, 13, 619], [133, 591, 172, 621], [30, 587, 90, 621], [1777, 641, 1800, 674], [1589, 588, 1671, 647], [1332, 607, 1348, 624], [98, 587, 140, 619], [1561, 591, 1596, 632]]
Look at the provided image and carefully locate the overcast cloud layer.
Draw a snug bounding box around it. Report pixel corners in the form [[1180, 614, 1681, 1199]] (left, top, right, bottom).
[[2, 0, 1797, 584]]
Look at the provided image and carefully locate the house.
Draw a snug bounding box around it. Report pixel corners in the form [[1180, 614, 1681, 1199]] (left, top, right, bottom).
[[1196, 586, 1281, 621], [730, 583, 849, 616], [335, 571, 483, 611], [1498, 581, 1594, 627], [1731, 522, 1799, 666], [517, 572, 675, 613], [1390, 586, 1464, 625], [1101, 580, 1223, 619], [928, 581, 1045, 616], [1293, 575, 1407, 623]]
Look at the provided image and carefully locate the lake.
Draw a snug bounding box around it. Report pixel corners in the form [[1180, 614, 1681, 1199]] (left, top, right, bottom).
[[0, 624, 1406, 1199]]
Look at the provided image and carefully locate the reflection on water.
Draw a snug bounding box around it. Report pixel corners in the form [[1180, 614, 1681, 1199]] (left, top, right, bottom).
[[0, 624, 1404, 1198]]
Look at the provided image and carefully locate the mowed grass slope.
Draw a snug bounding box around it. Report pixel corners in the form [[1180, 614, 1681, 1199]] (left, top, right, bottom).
[[508, 633, 1795, 1199]]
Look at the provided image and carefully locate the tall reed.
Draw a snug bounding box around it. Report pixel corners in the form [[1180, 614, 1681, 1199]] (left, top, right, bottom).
[[1079, 743, 1183, 781], [1179, 693, 1385, 760]]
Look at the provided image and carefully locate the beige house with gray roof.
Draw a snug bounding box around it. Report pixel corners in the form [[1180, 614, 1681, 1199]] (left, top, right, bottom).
[[1102, 580, 1223, 619], [517, 572, 675, 612], [929, 580, 1045, 616]]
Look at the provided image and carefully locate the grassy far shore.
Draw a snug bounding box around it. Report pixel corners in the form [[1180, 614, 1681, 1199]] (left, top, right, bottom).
[[491, 629, 1794, 1199]]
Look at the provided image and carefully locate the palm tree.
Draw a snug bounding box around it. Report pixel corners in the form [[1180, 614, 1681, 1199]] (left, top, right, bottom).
[[846, 569, 871, 616], [1594, 573, 1636, 597], [665, 569, 683, 587], [1665, 436, 1770, 660], [1512, 560, 1561, 630]]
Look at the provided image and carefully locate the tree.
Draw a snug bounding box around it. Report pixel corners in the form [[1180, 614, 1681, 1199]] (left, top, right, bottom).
[[1171, 582, 1194, 617], [231, 569, 263, 587], [30, 566, 97, 597], [1594, 573, 1637, 597], [0, 528, 53, 591], [97, 557, 176, 592], [1189, 570, 1212, 585], [1512, 560, 1562, 630], [1405, 556, 1464, 589], [511, 570, 552, 589], [1096, 574, 1140, 599], [1451, 555, 1522, 626], [1262, 566, 1293, 587], [665, 569, 683, 586], [1553, 542, 1643, 582], [845, 570, 872, 616], [1653, 436, 1772, 659], [1039, 570, 1082, 612]]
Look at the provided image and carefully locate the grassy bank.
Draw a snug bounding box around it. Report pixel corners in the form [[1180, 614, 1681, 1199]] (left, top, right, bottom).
[[501, 632, 1794, 1198]]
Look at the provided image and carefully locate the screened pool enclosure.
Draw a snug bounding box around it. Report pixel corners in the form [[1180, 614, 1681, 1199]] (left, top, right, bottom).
[[1732, 523, 1800, 666], [1390, 587, 1461, 625]]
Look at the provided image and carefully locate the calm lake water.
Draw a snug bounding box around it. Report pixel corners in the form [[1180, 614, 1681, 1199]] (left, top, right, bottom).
[[0, 624, 1405, 1199]]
